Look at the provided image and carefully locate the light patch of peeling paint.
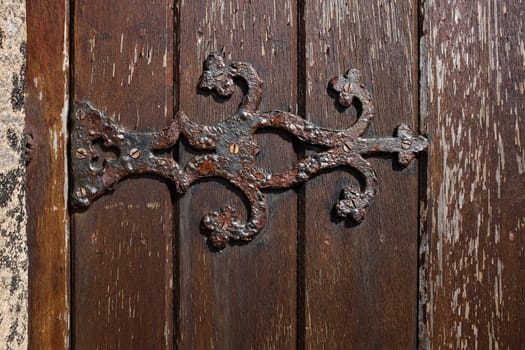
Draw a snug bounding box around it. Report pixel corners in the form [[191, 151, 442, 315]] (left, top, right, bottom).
[[61, 4, 70, 348], [422, 0, 525, 349]]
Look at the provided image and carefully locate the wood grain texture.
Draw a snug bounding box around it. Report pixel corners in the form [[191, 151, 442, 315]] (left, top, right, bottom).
[[302, 1, 420, 348], [72, 1, 174, 349], [26, 0, 70, 348], [176, 0, 297, 348], [421, 0, 525, 348]]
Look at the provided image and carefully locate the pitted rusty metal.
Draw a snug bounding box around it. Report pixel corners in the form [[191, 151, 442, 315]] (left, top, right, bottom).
[[70, 52, 428, 249]]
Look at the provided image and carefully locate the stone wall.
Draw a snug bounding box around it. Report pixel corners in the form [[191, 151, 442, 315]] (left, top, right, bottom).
[[0, 1, 27, 349]]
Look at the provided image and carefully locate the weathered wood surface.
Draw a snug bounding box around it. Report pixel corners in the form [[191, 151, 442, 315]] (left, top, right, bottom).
[[25, 0, 70, 348], [25, 0, 525, 349], [72, 2, 174, 349], [302, 1, 420, 348], [421, 0, 525, 349], [177, 1, 298, 348]]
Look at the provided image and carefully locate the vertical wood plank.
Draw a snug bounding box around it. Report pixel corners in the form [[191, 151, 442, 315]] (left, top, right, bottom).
[[302, 1, 420, 348], [72, 1, 174, 349], [26, 0, 70, 348], [177, 1, 297, 348], [422, 0, 525, 348]]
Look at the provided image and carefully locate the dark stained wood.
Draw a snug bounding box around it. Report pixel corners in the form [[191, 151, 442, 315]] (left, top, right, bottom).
[[72, 2, 174, 349], [26, 1, 525, 348], [421, 0, 525, 348], [302, 1, 420, 348], [26, 1, 70, 348], [176, 1, 298, 348]]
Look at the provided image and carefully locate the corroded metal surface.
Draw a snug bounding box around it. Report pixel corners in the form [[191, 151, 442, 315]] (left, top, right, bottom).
[[70, 52, 428, 249]]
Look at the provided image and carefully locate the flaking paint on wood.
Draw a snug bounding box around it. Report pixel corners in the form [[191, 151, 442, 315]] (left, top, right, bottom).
[[422, 0, 525, 348], [21, 1, 525, 349]]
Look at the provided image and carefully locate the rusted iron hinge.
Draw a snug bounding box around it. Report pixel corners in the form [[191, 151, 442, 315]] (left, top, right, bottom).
[[70, 52, 428, 249]]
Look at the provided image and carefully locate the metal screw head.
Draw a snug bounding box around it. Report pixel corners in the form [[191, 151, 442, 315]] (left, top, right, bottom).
[[342, 143, 351, 152], [129, 148, 141, 159], [76, 148, 89, 159], [75, 187, 87, 198], [401, 140, 412, 150], [228, 143, 240, 154]]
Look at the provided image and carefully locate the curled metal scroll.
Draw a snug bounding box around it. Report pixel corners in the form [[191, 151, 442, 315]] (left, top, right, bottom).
[[70, 52, 428, 249]]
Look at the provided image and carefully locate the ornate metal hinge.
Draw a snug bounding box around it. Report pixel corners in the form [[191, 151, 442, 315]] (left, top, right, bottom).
[[70, 52, 428, 249]]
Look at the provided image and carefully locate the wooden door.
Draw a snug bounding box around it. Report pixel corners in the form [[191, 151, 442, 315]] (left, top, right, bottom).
[[25, 0, 525, 349]]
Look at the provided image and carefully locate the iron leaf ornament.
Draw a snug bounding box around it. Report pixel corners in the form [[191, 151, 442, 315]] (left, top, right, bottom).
[[70, 52, 428, 249]]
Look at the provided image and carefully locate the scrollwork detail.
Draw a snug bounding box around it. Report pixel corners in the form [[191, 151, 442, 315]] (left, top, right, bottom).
[[70, 52, 428, 249]]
